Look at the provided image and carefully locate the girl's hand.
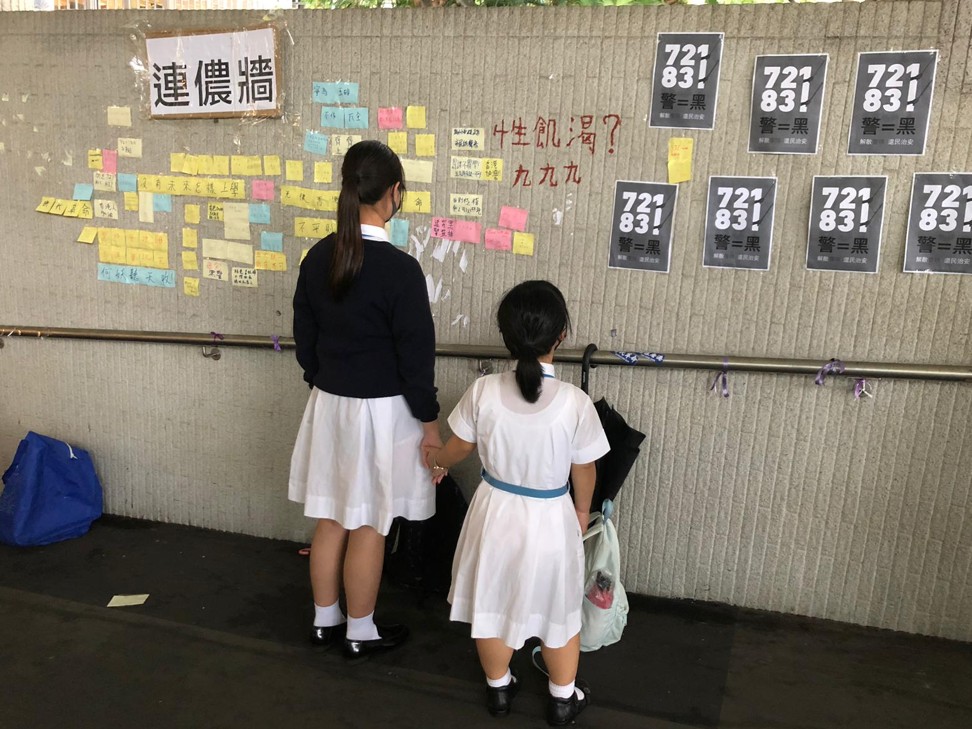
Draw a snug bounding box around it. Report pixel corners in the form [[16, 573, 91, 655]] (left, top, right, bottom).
[[576, 509, 590, 536], [420, 421, 443, 467]]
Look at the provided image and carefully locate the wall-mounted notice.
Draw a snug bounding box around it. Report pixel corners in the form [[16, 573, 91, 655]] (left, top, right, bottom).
[[608, 180, 678, 273], [847, 50, 938, 156], [749, 54, 828, 154], [702, 176, 777, 271], [649, 33, 724, 130], [904, 173, 972, 275], [806, 176, 886, 273], [146, 25, 281, 119]]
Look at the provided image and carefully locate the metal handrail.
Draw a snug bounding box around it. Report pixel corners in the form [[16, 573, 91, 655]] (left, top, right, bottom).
[[1, 325, 970, 382]]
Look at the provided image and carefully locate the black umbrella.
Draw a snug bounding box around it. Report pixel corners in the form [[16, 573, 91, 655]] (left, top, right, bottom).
[[580, 344, 646, 509]]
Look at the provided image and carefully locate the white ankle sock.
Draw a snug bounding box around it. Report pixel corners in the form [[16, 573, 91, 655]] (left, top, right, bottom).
[[346, 611, 380, 641], [486, 669, 512, 688], [313, 600, 345, 628], [549, 680, 584, 701]]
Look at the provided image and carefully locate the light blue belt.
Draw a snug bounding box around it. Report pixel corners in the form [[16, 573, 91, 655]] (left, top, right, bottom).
[[481, 469, 569, 499]]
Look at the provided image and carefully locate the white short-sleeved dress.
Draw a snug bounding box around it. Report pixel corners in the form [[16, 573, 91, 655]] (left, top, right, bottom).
[[447, 363, 610, 650]]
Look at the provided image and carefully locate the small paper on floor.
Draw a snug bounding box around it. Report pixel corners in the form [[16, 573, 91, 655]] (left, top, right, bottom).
[[107, 594, 149, 607]]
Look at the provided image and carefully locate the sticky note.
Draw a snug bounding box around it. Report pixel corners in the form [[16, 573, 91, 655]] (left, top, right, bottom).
[[77, 226, 98, 244], [453, 220, 482, 244], [211, 156, 230, 176], [182, 250, 199, 270], [378, 107, 404, 130], [311, 81, 359, 105], [450, 194, 483, 218], [118, 138, 142, 158], [36, 197, 56, 214], [255, 250, 287, 271], [668, 137, 693, 184], [343, 107, 369, 129], [87, 149, 102, 170], [138, 192, 154, 223], [261, 231, 284, 252], [207, 203, 224, 221], [232, 267, 258, 287], [286, 160, 304, 181], [450, 156, 482, 179], [102, 149, 118, 175], [314, 162, 333, 184], [263, 155, 281, 176], [231, 155, 263, 176], [387, 132, 408, 155], [185, 204, 200, 225], [388, 218, 409, 248], [183, 227, 198, 249], [183, 277, 200, 297], [300, 249, 309, 264], [107, 594, 148, 607], [107, 106, 132, 127], [402, 159, 434, 185], [406, 106, 426, 129], [124, 192, 139, 211], [50, 199, 68, 216], [249, 204, 271, 225], [76, 201, 94, 220], [499, 206, 529, 232], [202, 238, 253, 265], [294, 217, 338, 238], [203, 259, 230, 281], [415, 134, 436, 157], [452, 128, 485, 151], [223, 202, 251, 240], [403, 191, 431, 214], [170, 153, 186, 173], [481, 159, 503, 182], [93, 172, 116, 192], [118, 173, 137, 193], [252, 180, 275, 201], [94, 199, 118, 219], [153, 194, 173, 213], [331, 135, 362, 156], [304, 130, 329, 156], [512, 231, 535, 256], [431, 217, 456, 239], [73, 183, 94, 201]]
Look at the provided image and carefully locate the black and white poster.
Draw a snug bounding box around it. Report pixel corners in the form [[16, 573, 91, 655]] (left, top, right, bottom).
[[702, 177, 777, 271], [749, 54, 828, 154], [649, 33, 724, 130], [904, 173, 972, 274], [847, 50, 938, 156], [608, 180, 679, 273], [806, 176, 886, 273]]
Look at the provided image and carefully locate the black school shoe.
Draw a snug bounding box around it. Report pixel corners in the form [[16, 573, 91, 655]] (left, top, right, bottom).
[[546, 679, 591, 726], [343, 623, 410, 658], [309, 622, 346, 647], [486, 669, 520, 717]]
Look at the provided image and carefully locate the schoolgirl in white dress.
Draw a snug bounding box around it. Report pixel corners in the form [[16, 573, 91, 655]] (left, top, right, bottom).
[[429, 280, 609, 726]]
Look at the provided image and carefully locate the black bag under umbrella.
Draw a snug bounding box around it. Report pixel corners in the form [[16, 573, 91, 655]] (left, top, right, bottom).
[[581, 344, 646, 509]]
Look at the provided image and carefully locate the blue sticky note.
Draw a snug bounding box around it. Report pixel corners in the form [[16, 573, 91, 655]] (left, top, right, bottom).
[[98, 264, 176, 288], [343, 107, 369, 129], [304, 130, 329, 156], [389, 218, 409, 248], [261, 231, 284, 252], [73, 183, 94, 201], [320, 107, 344, 128], [153, 194, 172, 213], [249, 204, 271, 225], [312, 82, 359, 104], [118, 173, 138, 192]]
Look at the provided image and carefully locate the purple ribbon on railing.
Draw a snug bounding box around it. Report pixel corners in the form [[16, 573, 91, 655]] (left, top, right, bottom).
[[814, 358, 845, 386], [210, 331, 224, 345], [710, 357, 729, 398], [271, 335, 282, 352], [854, 378, 871, 400]]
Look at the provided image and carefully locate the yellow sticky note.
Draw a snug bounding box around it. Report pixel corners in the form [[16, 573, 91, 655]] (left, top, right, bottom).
[[513, 232, 535, 256], [183, 277, 200, 297], [76, 201, 94, 220], [406, 106, 426, 129], [107, 106, 132, 127], [402, 191, 431, 214], [415, 134, 436, 157], [185, 204, 201, 225], [182, 250, 199, 270], [77, 226, 98, 244], [263, 155, 282, 176], [87, 149, 103, 170], [481, 159, 504, 182], [387, 132, 408, 155], [286, 160, 304, 182], [314, 162, 333, 184], [62, 201, 81, 218], [223, 202, 251, 240], [212, 156, 230, 176], [36, 197, 56, 214], [124, 192, 139, 211], [668, 137, 693, 184], [402, 159, 434, 185], [118, 138, 142, 158], [183, 227, 198, 249], [254, 250, 287, 271], [300, 248, 309, 264], [170, 153, 186, 173], [207, 202, 224, 221], [231, 155, 263, 176], [181, 155, 200, 176], [50, 199, 68, 216]]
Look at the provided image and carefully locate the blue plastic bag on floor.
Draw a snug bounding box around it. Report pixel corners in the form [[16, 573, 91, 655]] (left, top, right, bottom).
[[0, 432, 103, 547]]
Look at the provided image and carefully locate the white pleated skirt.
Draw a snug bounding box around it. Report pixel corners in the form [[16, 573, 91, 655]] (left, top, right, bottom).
[[448, 480, 585, 650], [288, 388, 433, 536]]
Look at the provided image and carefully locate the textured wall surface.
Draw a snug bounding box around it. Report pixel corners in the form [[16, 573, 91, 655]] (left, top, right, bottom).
[[1, 2, 970, 640]]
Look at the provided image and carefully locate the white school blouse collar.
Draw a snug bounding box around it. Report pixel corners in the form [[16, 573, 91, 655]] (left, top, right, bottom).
[[541, 362, 555, 379], [361, 224, 390, 242]]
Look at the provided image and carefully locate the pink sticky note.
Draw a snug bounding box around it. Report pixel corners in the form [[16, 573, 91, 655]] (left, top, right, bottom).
[[498, 205, 528, 232], [485, 228, 513, 251], [453, 220, 482, 244], [252, 180, 275, 201], [378, 107, 404, 130], [431, 216, 456, 239], [102, 149, 118, 174]]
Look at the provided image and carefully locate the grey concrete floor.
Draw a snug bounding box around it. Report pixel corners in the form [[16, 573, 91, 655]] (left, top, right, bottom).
[[1, 517, 970, 729]]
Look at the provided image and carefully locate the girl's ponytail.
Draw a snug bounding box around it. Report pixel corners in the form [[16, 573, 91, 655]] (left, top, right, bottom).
[[514, 356, 544, 404], [330, 180, 363, 300]]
